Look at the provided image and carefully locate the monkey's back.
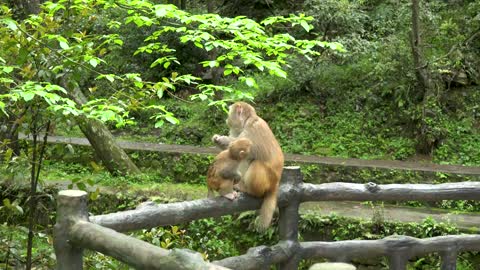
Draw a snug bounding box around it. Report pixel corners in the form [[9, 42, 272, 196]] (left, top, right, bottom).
[[206, 165, 222, 191], [207, 150, 233, 191]]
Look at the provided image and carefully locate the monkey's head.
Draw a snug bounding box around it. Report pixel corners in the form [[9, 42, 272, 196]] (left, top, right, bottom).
[[228, 138, 252, 160], [227, 102, 256, 131]]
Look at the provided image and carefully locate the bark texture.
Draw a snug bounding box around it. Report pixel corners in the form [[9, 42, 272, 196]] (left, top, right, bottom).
[[302, 235, 480, 269], [53, 190, 89, 270], [410, 0, 443, 154], [300, 181, 480, 201], [278, 167, 302, 270], [77, 116, 140, 175], [70, 220, 228, 270]]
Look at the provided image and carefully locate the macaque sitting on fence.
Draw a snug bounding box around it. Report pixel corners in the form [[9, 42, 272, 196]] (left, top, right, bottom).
[[212, 102, 284, 230], [207, 138, 252, 200]]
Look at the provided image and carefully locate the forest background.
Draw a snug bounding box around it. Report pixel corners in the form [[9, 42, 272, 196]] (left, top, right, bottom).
[[1, 0, 479, 269]]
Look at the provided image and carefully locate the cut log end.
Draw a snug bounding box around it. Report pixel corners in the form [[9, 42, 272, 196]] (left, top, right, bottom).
[[58, 190, 88, 197]]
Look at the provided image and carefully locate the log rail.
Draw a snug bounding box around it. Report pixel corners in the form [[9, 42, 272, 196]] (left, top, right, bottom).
[[54, 167, 480, 270]]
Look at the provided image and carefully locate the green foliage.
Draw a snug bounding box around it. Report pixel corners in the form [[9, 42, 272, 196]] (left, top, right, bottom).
[[0, 224, 55, 269], [300, 213, 461, 241], [0, 6, 133, 126], [303, 0, 369, 40], [0, 0, 343, 144]]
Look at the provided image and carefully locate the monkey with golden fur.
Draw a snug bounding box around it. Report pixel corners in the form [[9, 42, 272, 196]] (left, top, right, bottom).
[[212, 102, 284, 230], [207, 138, 253, 200]]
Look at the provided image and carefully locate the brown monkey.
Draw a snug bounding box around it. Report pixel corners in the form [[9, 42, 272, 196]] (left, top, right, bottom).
[[207, 138, 253, 200], [212, 102, 284, 230]]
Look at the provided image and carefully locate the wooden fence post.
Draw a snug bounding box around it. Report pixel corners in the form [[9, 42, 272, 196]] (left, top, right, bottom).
[[440, 249, 457, 270], [278, 166, 302, 270], [388, 254, 408, 270], [53, 190, 89, 270]]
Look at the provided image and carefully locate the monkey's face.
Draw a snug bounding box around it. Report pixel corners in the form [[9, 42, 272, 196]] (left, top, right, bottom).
[[226, 104, 243, 130]]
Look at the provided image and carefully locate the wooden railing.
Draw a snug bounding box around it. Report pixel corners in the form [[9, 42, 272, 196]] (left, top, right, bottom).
[[53, 167, 480, 269]]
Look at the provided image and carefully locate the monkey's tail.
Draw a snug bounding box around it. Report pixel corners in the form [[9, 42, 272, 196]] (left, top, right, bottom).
[[257, 187, 278, 231]]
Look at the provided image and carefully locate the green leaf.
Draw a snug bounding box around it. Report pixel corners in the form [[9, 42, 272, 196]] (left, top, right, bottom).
[[76, 182, 87, 191], [208, 61, 218, 68], [2, 19, 18, 31], [163, 62, 171, 69], [87, 178, 96, 186], [269, 68, 287, 79], [2, 66, 14, 73], [90, 188, 100, 200], [245, 77, 256, 88], [165, 115, 179, 125], [300, 21, 311, 32], [157, 89, 164, 99], [15, 205, 24, 215], [0, 101, 6, 115], [105, 74, 115, 82], [22, 92, 35, 102], [155, 7, 167, 17], [3, 198, 11, 207], [59, 41, 69, 50], [114, 39, 124, 46], [134, 81, 144, 88], [154, 120, 164, 128], [89, 58, 99, 68]]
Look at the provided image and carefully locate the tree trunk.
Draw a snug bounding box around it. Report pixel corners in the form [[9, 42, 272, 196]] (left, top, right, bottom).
[[411, 0, 431, 93], [0, 112, 22, 159], [9, 0, 41, 18], [68, 85, 140, 176], [23, 0, 40, 15], [207, 0, 214, 13], [76, 117, 140, 175], [410, 0, 439, 154]]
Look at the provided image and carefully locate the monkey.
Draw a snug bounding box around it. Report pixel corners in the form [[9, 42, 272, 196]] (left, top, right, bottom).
[[212, 102, 284, 230], [207, 138, 253, 200]]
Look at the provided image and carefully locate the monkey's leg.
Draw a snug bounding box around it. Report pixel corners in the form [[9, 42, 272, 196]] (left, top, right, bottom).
[[207, 187, 215, 199], [242, 161, 270, 197], [233, 180, 247, 192]]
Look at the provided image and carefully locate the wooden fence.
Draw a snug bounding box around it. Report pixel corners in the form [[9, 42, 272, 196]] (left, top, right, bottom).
[[53, 166, 480, 270]]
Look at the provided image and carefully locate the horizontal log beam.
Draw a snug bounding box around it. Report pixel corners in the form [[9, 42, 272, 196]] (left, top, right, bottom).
[[300, 182, 480, 201], [213, 241, 299, 270], [91, 167, 301, 232], [90, 194, 263, 232], [70, 220, 229, 270], [301, 235, 480, 262], [91, 181, 480, 231]]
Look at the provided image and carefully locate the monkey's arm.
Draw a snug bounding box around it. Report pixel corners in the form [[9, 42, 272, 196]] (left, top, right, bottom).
[[212, 134, 235, 150]]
